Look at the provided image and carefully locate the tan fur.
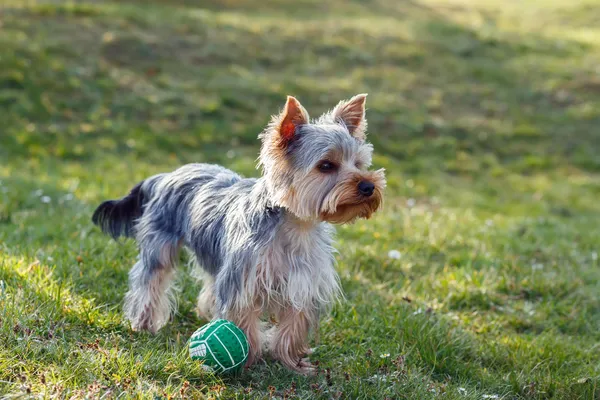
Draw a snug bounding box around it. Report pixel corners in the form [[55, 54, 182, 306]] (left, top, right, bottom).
[[269, 307, 318, 374], [227, 305, 264, 367], [259, 96, 310, 200], [278, 96, 310, 141], [321, 169, 386, 223], [331, 93, 368, 141]]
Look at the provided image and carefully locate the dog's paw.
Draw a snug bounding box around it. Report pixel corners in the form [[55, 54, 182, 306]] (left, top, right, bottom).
[[272, 351, 317, 375], [128, 305, 164, 334], [294, 357, 317, 376]]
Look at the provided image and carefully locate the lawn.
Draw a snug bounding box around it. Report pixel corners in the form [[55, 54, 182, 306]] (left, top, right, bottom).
[[1, 0, 600, 398]]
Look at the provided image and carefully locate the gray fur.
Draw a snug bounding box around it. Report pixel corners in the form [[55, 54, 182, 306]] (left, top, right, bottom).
[[121, 164, 287, 317], [291, 124, 364, 169]]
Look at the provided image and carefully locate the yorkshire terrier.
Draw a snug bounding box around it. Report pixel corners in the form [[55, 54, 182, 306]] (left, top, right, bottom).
[[92, 94, 386, 374]]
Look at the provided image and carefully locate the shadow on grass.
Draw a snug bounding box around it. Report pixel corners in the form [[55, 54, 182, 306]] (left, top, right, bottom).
[[1, 0, 598, 174]]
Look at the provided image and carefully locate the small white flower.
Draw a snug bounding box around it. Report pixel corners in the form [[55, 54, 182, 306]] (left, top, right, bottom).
[[368, 374, 387, 382], [532, 263, 544, 271], [226, 150, 235, 159], [482, 395, 499, 399], [388, 250, 401, 260], [47, 256, 54, 262], [458, 387, 467, 395], [407, 198, 416, 208], [379, 353, 390, 359], [485, 219, 494, 227], [41, 196, 51, 203], [592, 252, 598, 261], [63, 193, 74, 201], [413, 308, 423, 315], [34, 189, 43, 196]]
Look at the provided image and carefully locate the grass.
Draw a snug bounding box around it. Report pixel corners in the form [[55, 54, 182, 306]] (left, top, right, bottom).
[[1, 0, 600, 398]]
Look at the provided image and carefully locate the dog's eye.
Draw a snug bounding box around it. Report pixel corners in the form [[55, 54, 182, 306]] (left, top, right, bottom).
[[318, 161, 337, 173], [355, 162, 363, 169]]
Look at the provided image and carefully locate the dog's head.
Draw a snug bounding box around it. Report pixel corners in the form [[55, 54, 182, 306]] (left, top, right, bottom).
[[258, 94, 386, 224]]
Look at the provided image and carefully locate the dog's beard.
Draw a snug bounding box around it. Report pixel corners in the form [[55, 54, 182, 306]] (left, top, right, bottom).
[[320, 199, 380, 224]]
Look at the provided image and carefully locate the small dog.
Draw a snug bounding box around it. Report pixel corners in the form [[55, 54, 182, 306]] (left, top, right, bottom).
[[92, 94, 385, 374]]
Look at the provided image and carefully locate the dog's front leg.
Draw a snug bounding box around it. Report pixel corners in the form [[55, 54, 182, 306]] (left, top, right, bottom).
[[226, 306, 263, 368], [270, 308, 317, 375]]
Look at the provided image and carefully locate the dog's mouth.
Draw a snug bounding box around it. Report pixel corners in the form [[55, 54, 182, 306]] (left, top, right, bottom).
[[320, 195, 382, 224]]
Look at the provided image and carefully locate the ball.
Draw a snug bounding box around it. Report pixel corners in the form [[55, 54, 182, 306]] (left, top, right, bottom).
[[189, 319, 249, 374]]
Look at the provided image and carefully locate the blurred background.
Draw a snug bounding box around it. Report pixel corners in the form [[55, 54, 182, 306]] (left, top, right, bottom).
[[1, 0, 600, 398]]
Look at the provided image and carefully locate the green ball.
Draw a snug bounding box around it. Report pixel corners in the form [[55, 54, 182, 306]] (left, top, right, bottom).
[[189, 319, 249, 374]]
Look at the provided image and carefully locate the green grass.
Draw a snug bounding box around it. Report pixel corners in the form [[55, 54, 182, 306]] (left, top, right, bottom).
[[1, 0, 600, 398]]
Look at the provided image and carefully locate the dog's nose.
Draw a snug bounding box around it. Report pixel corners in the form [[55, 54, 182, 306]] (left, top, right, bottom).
[[358, 181, 375, 197]]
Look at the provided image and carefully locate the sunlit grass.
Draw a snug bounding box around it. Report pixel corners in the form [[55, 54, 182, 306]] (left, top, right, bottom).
[[1, 0, 600, 398]]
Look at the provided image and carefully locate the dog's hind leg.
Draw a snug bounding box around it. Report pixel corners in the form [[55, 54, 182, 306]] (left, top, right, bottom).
[[195, 275, 215, 321], [124, 240, 180, 333]]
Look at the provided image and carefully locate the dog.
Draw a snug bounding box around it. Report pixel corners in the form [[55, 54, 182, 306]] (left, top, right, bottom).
[[92, 94, 386, 374]]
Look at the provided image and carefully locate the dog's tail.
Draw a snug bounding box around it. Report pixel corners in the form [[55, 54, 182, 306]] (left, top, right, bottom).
[[92, 181, 146, 239]]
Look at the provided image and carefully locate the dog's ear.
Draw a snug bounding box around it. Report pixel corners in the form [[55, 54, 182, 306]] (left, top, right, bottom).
[[331, 93, 368, 141], [277, 96, 309, 143]]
